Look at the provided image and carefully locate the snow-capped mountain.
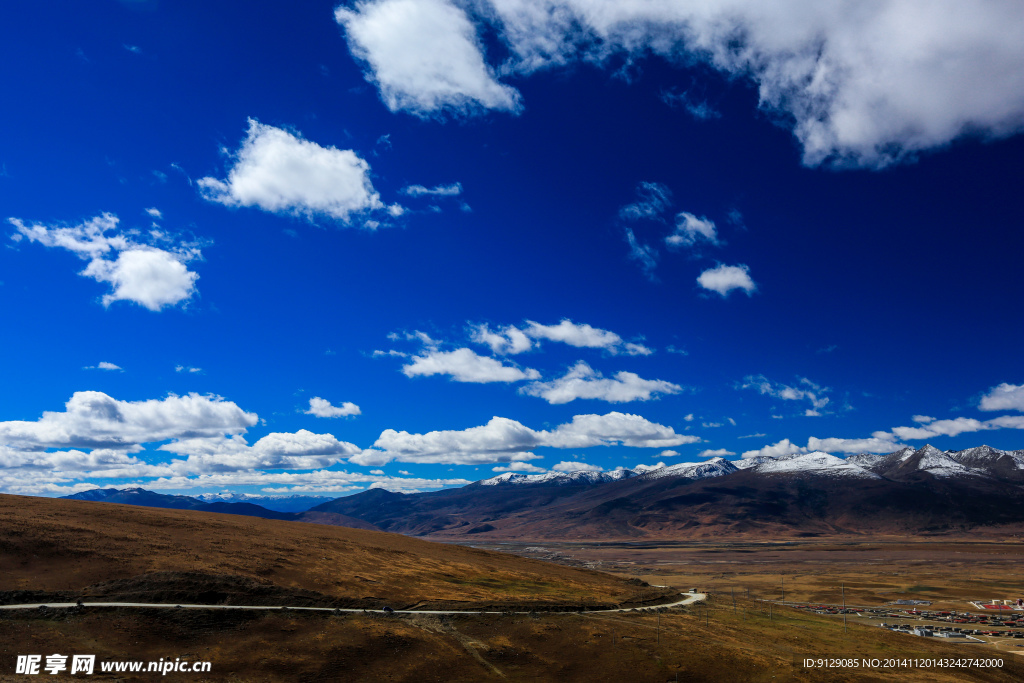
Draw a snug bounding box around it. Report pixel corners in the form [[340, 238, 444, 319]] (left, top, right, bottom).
[[66, 444, 1024, 540], [477, 445, 1024, 491], [478, 470, 630, 486], [847, 444, 1024, 480], [634, 457, 739, 481], [746, 452, 881, 479], [319, 444, 1024, 539], [478, 457, 739, 486]]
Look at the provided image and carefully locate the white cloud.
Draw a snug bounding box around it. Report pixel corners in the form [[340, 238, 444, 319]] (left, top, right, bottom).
[[486, 1, 1024, 167], [0, 393, 494, 495], [667, 212, 720, 248], [401, 182, 463, 197], [697, 264, 756, 297], [157, 430, 362, 472], [198, 119, 392, 223], [698, 448, 735, 457], [755, 408, 1024, 459], [0, 391, 257, 452], [41, 469, 468, 498], [552, 461, 602, 473], [463, 319, 651, 356], [741, 375, 831, 414], [10, 213, 201, 311], [979, 382, 1024, 412], [85, 361, 122, 371], [521, 361, 682, 404], [82, 247, 200, 311], [890, 417, 992, 441], [402, 347, 541, 383], [370, 469, 385, 475], [522, 319, 650, 354], [493, 462, 546, 473], [741, 438, 805, 459], [366, 410, 696, 465], [335, 0, 520, 117], [912, 415, 936, 423], [806, 435, 902, 454], [544, 412, 699, 449], [470, 323, 533, 355], [145, 207, 162, 219], [366, 416, 543, 466], [175, 365, 202, 373], [658, 449, 680, 457], [305, 397, 362, 418]]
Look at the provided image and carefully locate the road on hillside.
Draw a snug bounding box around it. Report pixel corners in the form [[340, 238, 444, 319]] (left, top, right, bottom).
[[0, 592, 705, 615]]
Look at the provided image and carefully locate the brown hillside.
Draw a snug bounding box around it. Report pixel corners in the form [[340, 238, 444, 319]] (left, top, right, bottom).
[[0, 495, 656, 609]]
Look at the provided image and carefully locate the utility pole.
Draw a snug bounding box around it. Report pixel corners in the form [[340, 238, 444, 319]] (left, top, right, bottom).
[[842, 583, 847, 634]]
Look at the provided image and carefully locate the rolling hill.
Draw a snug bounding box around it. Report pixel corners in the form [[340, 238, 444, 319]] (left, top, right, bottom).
[[0, 494, 660, 610]]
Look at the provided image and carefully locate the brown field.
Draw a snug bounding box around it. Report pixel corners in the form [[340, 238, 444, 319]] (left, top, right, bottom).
[[4, 595, 1024, 681], [491, 538, 1024, 612]]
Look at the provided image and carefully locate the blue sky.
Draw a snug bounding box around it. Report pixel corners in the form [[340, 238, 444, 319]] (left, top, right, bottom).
[[2, 0, 1023, 497]]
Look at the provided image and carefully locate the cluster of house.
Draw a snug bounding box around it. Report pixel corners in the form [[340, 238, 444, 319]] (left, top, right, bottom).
[[970, 599, 1024, 611], [790, 602, 1024, 641], [880, 624, 981, 640]]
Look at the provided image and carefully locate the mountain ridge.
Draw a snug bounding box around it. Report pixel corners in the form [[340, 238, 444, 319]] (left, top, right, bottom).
[[60, 444, 1024, 539]]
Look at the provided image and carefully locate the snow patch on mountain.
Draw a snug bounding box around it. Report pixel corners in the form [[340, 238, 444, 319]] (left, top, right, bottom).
[[750, 452, 881, 479], [636, 457, 738, 481], [478, 469, 626, 486], [910, 445, 984, 478]]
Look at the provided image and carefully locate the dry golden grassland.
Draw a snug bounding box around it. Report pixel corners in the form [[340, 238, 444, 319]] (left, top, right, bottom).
[[4, 596, 1023, 681], [4, 497, 1024, 681], [0, 495, 645, 609]]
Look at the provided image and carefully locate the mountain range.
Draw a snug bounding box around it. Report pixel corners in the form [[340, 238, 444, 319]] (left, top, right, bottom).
[[62, 445, 1024, 539], [61, 488, 381, 531], [309, 444, 1024, 538]]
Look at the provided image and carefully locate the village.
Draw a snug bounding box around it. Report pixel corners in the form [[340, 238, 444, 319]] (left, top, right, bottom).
[[787, 600, 1024, 647]]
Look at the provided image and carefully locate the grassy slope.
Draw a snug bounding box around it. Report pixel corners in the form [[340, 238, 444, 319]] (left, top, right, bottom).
[[0, 494, 648, 608]]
